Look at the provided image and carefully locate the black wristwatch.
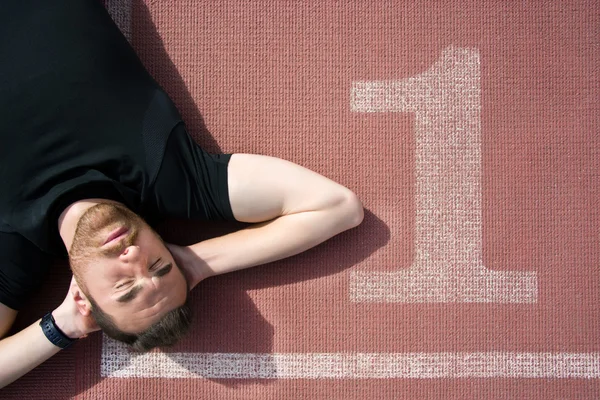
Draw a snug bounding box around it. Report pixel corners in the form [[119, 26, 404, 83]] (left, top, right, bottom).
[[40, 312, 77, 349]]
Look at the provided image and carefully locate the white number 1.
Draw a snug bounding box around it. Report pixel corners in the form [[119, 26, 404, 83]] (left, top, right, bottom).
[[350, 46, 537, 303]]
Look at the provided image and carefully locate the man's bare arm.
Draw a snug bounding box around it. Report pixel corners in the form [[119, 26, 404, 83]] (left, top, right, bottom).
[[169, 153, 364, 288], [0, 303, 17, 339], [0, 312, 63, 389], [0, 278, 99, 389]]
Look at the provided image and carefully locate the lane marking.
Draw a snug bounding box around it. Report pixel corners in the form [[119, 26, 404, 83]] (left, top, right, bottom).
[[102, 337, 600, 379], [350, 46, 538, 303]]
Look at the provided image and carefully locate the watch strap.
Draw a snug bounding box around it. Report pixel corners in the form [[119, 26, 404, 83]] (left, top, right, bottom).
[[40, 312, 77, 349]]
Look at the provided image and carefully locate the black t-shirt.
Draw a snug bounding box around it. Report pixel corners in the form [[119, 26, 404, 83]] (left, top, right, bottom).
[[0, 0, 234, 310]]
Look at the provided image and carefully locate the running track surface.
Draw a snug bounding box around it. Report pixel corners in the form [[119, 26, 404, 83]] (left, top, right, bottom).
[[2, 1, 599, 399]]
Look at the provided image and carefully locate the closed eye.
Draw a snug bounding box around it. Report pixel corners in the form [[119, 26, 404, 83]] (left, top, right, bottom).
[[115, 263, 173, 303], [149, 258, 161, 272], [116, 281, 133, 290]]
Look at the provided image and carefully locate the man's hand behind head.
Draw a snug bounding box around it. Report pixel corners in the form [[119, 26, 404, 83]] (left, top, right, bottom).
[[53, 276, 100, 339], [165, 242, 213, 290]]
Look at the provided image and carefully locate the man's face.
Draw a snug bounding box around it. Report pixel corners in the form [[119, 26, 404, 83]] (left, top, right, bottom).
[[69, 203, 188, 333]]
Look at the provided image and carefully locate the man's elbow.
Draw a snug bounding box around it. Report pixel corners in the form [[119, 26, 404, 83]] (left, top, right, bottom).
[[337, 190, 364, 229]]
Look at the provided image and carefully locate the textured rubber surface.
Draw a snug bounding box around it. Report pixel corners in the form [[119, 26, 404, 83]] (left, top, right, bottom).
[[2, 0, 599, 398]]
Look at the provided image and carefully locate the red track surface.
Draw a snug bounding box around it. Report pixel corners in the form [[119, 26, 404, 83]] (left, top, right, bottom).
[[2, 1, 599, 399]]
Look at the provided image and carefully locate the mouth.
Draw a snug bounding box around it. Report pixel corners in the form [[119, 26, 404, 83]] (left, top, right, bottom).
[[103, 226, 129, 246]]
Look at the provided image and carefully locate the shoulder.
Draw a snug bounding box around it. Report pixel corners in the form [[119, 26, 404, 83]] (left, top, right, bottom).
[[0, 231, 54, 311]]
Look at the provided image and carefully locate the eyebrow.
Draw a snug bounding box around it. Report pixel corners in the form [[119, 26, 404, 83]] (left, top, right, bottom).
[[116, 263, 173, 303]]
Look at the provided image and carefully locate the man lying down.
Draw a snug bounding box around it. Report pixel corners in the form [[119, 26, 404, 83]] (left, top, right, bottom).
[[0, 0, 363, 388]]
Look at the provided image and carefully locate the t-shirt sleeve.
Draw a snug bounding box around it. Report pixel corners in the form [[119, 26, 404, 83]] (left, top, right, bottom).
[[144, 123, 237, 222], [0, 231, 53, 310]]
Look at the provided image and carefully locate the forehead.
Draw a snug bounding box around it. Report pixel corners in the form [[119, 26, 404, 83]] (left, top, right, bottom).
[[111, 285, 188, 334]]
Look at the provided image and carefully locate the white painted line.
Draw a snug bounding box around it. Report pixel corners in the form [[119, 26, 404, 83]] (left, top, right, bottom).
[[102, 337, 600, 379], [350, 46, 538, 303], [350, 270, 538, 303]]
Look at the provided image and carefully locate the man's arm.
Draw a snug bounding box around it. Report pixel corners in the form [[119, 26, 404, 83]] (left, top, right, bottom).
[[0, 303, 17, 339], [0, 306, 62, 389], [171, 153, 364, 288], [0, 278, 99, 389]]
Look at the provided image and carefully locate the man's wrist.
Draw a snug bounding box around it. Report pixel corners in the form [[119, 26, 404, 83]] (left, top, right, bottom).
[[168, 243, 212, 290], [51, 307, 80, 339], [185, 243, 216, 287]]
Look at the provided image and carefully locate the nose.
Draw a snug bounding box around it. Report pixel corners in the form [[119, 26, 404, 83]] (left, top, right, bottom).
[[119, 246, 157, 285], [119, 245, 147, 274], [120, 244, 139, 260]]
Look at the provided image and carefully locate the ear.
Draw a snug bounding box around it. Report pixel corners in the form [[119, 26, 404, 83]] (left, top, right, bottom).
[[70, 278, 92, 316]]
